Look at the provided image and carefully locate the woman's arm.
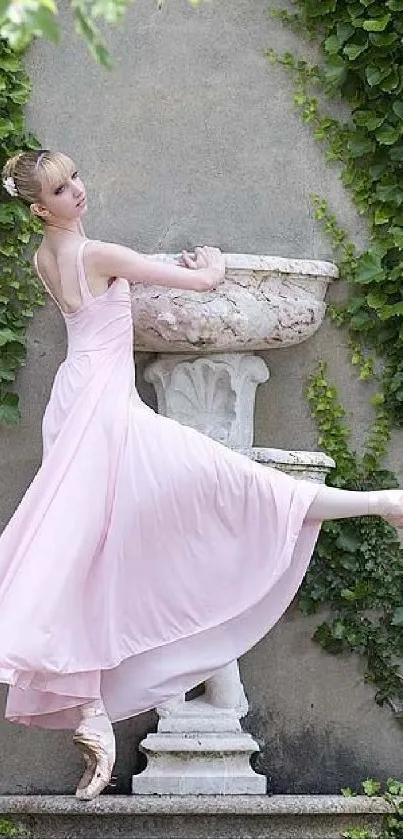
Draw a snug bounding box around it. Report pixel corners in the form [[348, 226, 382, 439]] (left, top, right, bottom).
[[86, 241, 225, 292]]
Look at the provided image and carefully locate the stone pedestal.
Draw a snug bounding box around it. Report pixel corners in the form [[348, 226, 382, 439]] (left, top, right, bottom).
[[132, 253, 336, 795], [132, 351, 334, 796], [145, 353, 268, 446], [132, 696, 266, 795]]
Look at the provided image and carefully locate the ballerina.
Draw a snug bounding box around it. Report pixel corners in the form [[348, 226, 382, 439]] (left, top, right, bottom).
[[1, 148, 402, 801]]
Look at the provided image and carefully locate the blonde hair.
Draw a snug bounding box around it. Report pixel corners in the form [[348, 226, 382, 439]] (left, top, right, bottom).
[[2, 149, 76, 206]]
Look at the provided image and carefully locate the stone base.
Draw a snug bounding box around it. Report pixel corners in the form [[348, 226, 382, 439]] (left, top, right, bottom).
[[0, 795, 391, 839], [132, 731, 266, 795], [132, 695, 265, 795]]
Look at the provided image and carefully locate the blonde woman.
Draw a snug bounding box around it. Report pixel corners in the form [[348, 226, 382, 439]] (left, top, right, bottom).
[[1, 149, 402, 800]]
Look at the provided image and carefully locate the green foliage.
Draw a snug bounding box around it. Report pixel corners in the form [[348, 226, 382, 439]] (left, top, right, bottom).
[[269, 0, 403, 710], [0, 0, 203, 68], [301, 363, 403, 707], [0, 0, 136, 67], [343, 778, 403, 839], [268, 0, 403, 426], [0, 818, 22, 837], [0, 39, 44, 425]]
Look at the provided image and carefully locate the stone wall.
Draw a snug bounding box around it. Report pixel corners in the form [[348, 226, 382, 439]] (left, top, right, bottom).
[[0, 0, 402, 794]]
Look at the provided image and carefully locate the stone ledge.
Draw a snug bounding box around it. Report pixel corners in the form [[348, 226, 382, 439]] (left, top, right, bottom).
[[148, 253, 339, 278], [0, 793, 394, 814], [0, 795, 394, 839]]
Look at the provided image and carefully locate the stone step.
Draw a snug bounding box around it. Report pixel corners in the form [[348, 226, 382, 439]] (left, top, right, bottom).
[[0, 794, 391, 839]]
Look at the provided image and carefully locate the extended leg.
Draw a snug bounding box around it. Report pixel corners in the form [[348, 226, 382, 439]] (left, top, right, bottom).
[[305, 485, 403, 525]]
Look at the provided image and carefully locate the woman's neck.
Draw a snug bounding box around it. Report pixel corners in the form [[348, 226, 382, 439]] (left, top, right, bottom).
[[44, 221, 85, 236]]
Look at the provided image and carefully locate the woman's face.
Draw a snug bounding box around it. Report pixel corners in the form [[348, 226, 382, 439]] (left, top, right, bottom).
[[32, 163, 87, 224]]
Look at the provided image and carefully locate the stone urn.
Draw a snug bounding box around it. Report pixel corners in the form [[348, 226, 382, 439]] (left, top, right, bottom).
[[132, 253, 338, 354]]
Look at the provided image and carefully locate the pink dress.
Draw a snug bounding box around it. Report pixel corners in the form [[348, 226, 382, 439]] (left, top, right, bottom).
[[0, 240, 322, 730]]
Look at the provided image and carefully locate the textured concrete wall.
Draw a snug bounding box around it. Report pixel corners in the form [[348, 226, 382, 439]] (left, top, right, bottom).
[[0, 0, 402, 795]]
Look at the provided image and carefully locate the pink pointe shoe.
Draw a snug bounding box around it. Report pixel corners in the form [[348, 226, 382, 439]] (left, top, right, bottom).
[[369, 490, 403, 528], [73, 702, 116, 800]]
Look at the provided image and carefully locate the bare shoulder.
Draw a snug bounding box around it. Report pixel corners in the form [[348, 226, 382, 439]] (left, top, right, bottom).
[[83, 238, 145, 284]]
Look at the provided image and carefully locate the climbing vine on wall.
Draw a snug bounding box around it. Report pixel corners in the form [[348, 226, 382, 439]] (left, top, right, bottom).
[[0, 39, 43, 425], [268, 1, 403, 707], [268, 0, 403, 425], [301, 363, 403, 707]]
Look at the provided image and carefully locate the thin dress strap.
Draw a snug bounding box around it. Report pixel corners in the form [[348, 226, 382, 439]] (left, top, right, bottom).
[[33, 240, 93, 314], [76, 239, 93, 304], [33, 251, 65, 314]]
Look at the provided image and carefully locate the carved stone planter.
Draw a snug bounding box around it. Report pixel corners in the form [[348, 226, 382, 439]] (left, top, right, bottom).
[[132, 254, 338, 353]]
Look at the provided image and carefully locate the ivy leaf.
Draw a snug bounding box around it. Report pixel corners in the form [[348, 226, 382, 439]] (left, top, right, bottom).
[[344, 41, 369, 60], [374, 207, 391, 224], [369, 31, 398, 46], [0, 329, 25, 347], [369, 159, 389, 177], [324, 54, 348, 85], [391, 607, 403, 625], [336, 21, 355, 43], [375, 124, 401, 145], [325, 34, 342, 54], [0, 117, 14, 139], [363, 15, 391, 30], [313, 623, 344, 654], [389, 227, 403, 248], [379, 302, 403, 317], [362, 779, 382, 796], [348, 133, 375, 157], [380, 68, 400, 92], [332, 620, 346, 639], [337, 532, 362, 552], [365, 64, 392, 85], [304, 0, 337, 15], [354, 251, 384, 284], [0, 392, 20, 425], [366, 291, 388, 308], [386, 779, 403, 795], [392, 101, 403, 119], [341, 588, 357, 601], [376, 183, 403, 204], [0, 205, 17, 223], [29, 6, 60, 41], [386, 0, 403, 9], [73, 5, 113, 68], [0, 53, 19, 71], [354, 110, 385, 130]]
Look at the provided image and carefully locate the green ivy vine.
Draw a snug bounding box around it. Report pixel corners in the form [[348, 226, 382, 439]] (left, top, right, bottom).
[[342, 777, 403, 839], [268, 1, 403, 708], [0, 39, 43, 426], [268, 0, 403, 426], [301, 362, 403, 707], [0, 818, 24, 837]]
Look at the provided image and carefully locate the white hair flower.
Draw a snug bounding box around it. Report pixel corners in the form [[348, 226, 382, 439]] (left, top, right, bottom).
[[2, 176, 18, 197]]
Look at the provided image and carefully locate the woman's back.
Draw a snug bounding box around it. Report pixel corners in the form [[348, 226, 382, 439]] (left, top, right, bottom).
[[34, 238, 117, 316]]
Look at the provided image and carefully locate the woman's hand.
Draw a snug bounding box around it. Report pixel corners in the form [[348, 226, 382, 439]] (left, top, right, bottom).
[[181, 246, 226, 289]]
